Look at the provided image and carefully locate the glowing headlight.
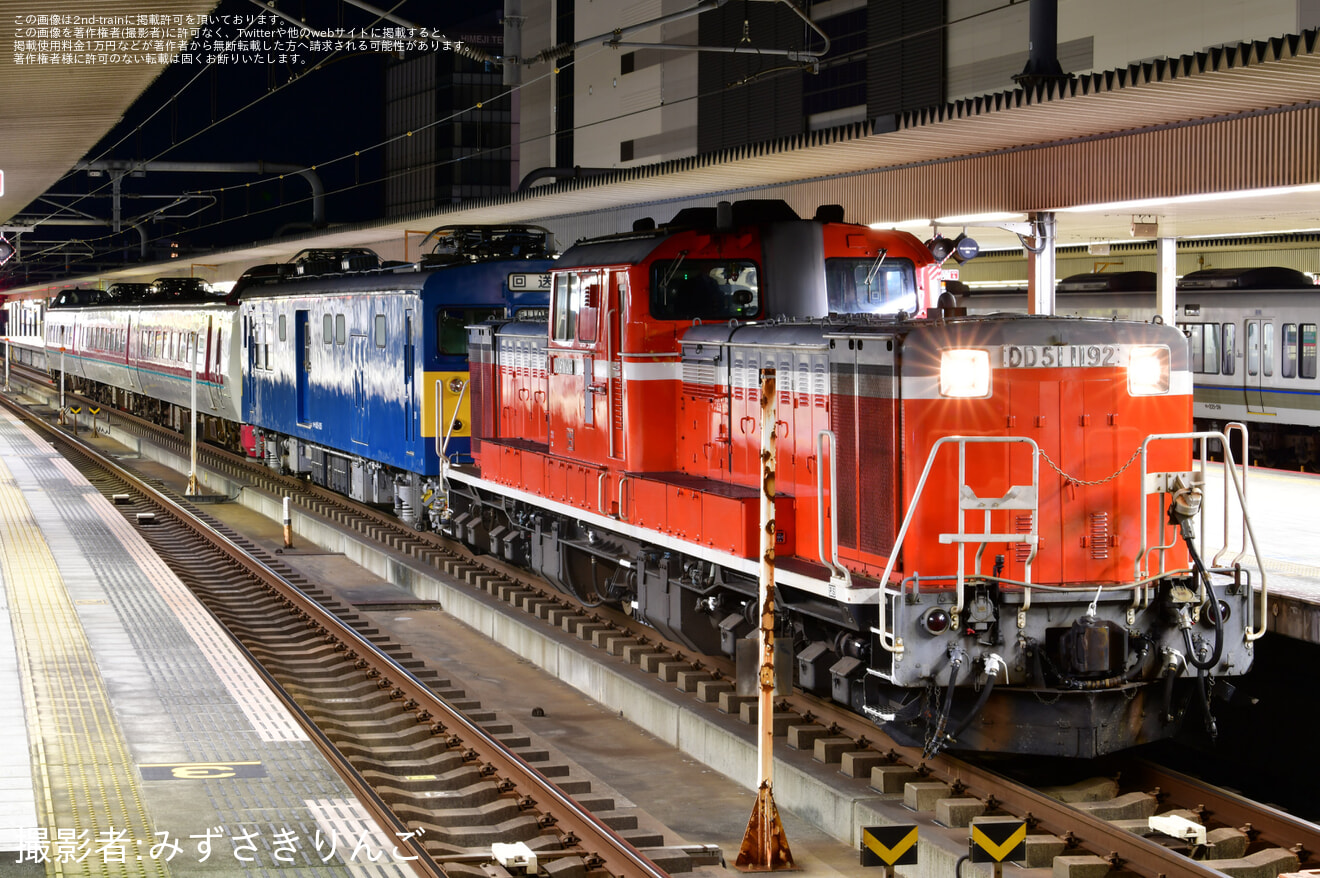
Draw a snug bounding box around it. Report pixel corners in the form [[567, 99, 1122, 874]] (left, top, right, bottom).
[[939, 349, 990, 398], [1128, 345, 1170, 395]]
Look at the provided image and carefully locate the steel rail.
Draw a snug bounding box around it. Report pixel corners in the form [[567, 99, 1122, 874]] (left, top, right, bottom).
[[12, 367, 1305, 878], [3, 392, 671, 878], [1126, 760, 1320, 861], [0, 392, 445, 877]]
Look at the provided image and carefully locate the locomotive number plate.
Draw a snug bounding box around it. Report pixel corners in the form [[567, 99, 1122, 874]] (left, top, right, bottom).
[[1002, 344, 1120, 368]]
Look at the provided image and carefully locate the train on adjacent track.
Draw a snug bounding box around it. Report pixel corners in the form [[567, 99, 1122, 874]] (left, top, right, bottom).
[[1, 203, 1263, 758], [957, 266, 1320, 468]]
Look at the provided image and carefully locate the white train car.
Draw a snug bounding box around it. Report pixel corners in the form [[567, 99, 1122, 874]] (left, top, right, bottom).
[[42, 281, 244, 438]]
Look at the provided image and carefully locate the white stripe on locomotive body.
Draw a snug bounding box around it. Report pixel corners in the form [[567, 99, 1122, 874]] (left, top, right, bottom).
[[619, 359, 681, 381], [445, 465, 879, 604]]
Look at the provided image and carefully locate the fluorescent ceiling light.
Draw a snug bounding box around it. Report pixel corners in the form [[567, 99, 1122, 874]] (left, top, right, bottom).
[[1058, 183, 1320, 213]]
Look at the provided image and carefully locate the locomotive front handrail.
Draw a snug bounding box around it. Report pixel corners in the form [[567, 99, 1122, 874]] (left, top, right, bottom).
[[872, 435, 1040, 655], [1137, 430, 1268, 642], [1214, 422, 1250, 569], [814, 430, 852, 590]]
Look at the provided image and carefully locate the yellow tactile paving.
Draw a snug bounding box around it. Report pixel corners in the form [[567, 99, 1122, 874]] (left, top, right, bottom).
[[0, 459, 169, 878]]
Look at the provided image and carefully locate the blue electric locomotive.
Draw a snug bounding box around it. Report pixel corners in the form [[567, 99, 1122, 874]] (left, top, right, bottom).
[[235, 227, 554, 527]]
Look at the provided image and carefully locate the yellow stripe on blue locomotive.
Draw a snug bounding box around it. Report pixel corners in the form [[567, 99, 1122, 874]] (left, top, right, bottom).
[[421, 371, 471, 439]]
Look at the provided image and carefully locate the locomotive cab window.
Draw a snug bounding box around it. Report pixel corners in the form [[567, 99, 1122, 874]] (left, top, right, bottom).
[[649, 259, 759, 321], [825, 256, 917, 314], [552, 273, 581, 341]]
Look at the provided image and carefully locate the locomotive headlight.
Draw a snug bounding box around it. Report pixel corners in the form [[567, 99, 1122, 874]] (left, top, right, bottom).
[[939, 349, 990, 398], [1128, 345, 1170, 395]]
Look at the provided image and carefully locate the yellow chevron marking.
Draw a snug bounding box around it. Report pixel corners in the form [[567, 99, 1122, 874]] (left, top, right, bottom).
[[971, 823, 1027, 862], [863, 826, 917, 864]]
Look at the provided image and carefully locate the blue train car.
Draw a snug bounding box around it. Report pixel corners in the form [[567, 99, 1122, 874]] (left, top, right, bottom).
[[237, 229, 553, 528]]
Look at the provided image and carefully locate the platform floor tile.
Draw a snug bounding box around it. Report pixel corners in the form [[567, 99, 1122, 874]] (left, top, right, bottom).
[[0, 414, 414, 876]]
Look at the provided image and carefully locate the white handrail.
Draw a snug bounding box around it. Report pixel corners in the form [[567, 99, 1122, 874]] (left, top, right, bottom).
[[814, 430, 852, 589], [872, 435, 1039, 655], [435, 378, 469, 461]]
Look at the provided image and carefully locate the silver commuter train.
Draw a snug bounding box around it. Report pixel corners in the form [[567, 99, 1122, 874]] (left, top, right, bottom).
[[9, 281, 244, 441], [957, 266, 1320, 467]]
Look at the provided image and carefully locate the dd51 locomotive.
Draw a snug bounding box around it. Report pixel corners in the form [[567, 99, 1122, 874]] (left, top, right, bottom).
[[442, 201, 1260, 758]]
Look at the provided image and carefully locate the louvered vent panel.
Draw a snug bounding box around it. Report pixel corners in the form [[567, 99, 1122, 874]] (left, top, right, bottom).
[[832, 367, 859, 551]]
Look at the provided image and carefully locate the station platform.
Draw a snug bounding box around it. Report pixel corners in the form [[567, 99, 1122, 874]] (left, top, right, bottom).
[[1203, 465, 1320, 643], [0, 407, 412, 876]]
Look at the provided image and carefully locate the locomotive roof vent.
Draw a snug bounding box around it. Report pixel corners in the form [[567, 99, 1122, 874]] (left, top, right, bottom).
[[1177, 266, 1315, 290]]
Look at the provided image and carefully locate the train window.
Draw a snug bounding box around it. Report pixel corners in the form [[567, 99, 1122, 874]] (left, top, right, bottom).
[[1221, 324, 1235, 375], [577, 277, 600, 343], [323, 313, 333, 345], [279, 314, 287, 342], [650, 259, 759, 321], [335, 314, 346, 345], [1263, 323, 1274, 377], [1303, 324, 1318, 379], [1183, 324, 1219, 374], [552, 274, 580, 341], [437, 308, 502, 355], [1282, 324, 1298, 378], [1246, 322, 1259, 376], [1185, 325, 1203, 372], [374, 314, 386, 348], [825, 256, 917, 314]]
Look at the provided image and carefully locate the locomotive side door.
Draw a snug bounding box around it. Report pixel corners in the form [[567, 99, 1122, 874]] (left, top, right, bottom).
[[202, 316, 222, 413], [295, 309, 311, 424], [403, 308, 415, 445], [351, 334, 368, 445], [1244, 318, 1273, 414], [608, 271, 625, 460]]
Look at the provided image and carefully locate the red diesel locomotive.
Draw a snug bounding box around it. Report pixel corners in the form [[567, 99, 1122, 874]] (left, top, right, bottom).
[[445, 201, 1258, 757]]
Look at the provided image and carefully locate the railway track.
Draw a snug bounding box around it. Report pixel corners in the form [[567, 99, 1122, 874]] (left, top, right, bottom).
[[0, 382, 699, 878], [7, 366, 1320, 878]]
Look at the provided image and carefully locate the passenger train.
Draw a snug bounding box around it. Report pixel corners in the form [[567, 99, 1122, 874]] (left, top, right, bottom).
[[0, 204, 1260, 757], [957, 266, 1320, 467], [20, 226, 556, 523]]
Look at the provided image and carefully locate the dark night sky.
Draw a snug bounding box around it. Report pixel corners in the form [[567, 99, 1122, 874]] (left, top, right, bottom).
[[29, 0, 503, 274]]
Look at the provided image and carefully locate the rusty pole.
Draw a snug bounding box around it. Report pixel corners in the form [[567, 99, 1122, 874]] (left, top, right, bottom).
[[735, 370, 796, 872]]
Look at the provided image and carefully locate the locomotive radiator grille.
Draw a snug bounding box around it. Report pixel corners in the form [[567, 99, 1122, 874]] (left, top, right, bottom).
[[858, 390, 896, 555], [831, 369, 859, 551]]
